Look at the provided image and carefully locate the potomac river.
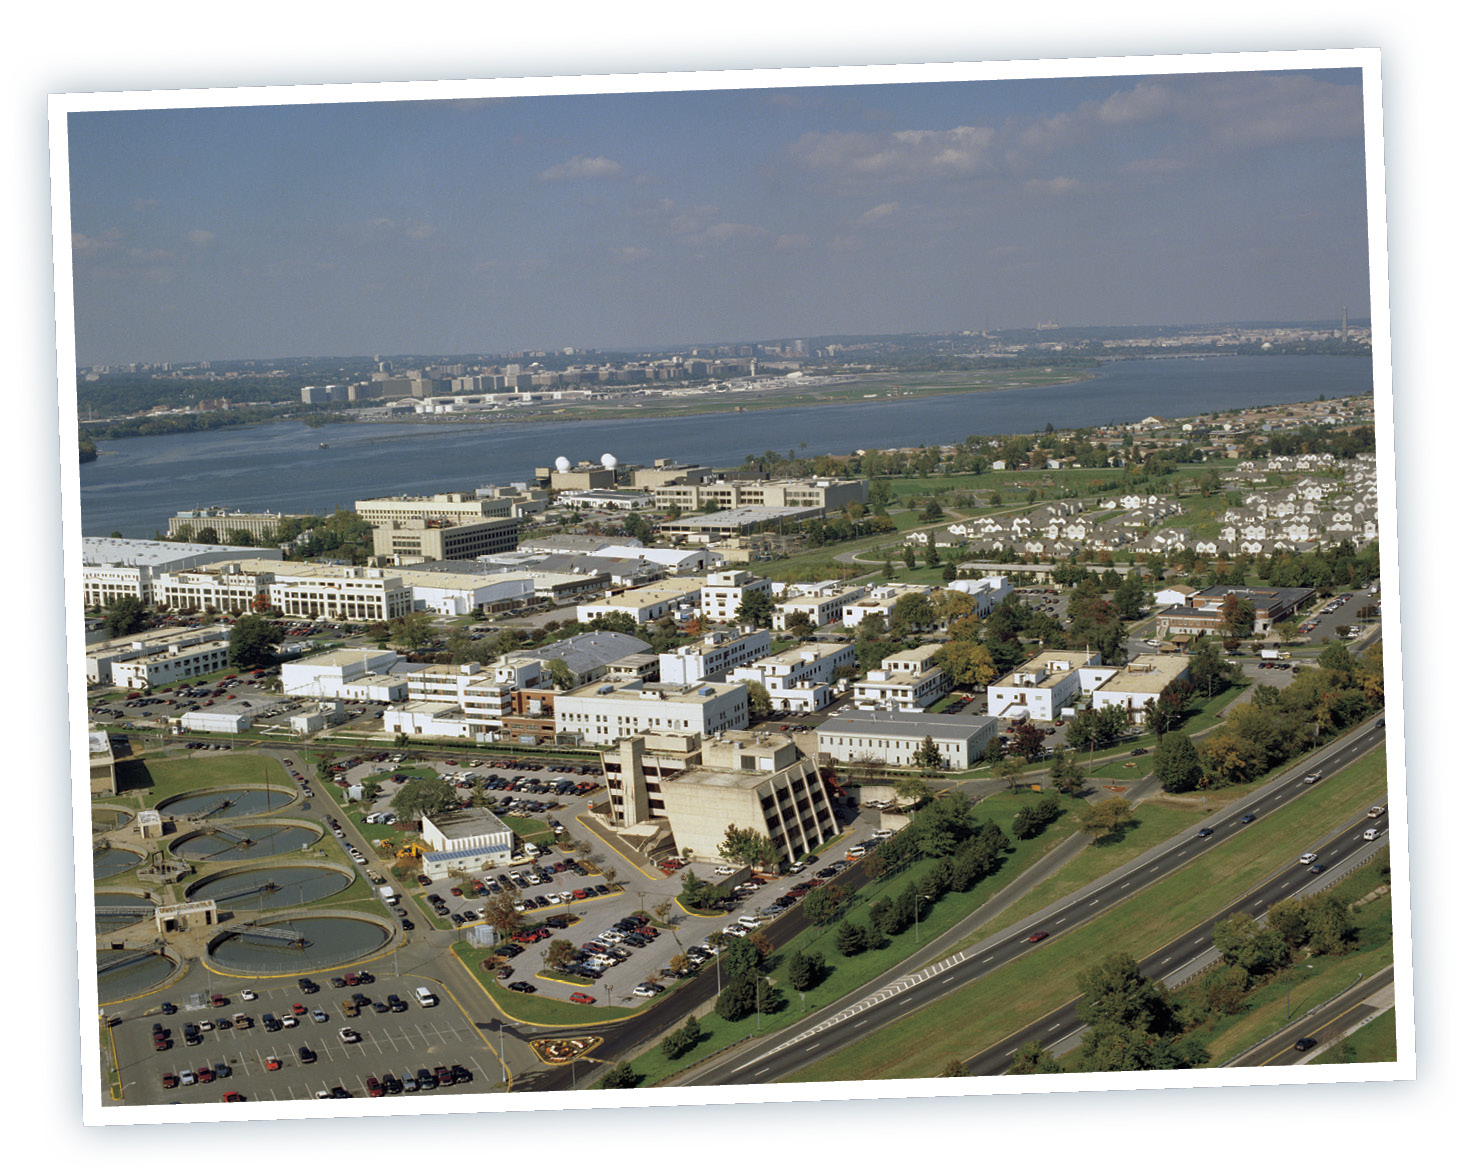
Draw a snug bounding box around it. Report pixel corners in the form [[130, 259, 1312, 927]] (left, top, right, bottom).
[[80, 355, 1374, 538]]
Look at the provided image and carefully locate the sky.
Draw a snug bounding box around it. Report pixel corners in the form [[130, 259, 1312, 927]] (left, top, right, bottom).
[[62, 63, 1372, 365]]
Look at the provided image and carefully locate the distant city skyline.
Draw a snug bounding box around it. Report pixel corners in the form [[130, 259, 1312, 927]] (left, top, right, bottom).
[[62, 60, 1371, 368]]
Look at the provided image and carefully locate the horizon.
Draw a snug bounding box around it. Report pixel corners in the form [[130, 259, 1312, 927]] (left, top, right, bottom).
[[61, 63, 1371, 369]]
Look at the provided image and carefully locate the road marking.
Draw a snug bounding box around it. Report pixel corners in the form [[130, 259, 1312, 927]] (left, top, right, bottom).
[[982, 956, 994, 963]]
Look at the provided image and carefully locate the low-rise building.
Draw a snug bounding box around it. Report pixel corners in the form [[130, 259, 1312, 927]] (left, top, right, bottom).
[[420, 808, 516, 880], [575, 578, 706, 625], [700, 569, 773, 625], [371, 516, 519, 564], [555, 679, 749, 745], [816, 710, 1001, 771], [110, 632, 233, 690], [280, 648, 411, 702], [851, 644, 949, 711], [986, 649, 1111, 723], [658, 628, 771, 685], [728, 641, 858, 712], [773, 582, 867, 630], [85, 624, 233, 685], [1090, 655, 1192, 723]]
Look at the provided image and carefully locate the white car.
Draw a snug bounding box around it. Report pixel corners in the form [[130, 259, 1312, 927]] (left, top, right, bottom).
[[337, 1027, 361, 1043], [632, 983, 665, 998], [280, 1014, 299, 1028], [1299, 852, 1319, 865], [713, 866, 737, 876], [240, 989, 257, 1001]]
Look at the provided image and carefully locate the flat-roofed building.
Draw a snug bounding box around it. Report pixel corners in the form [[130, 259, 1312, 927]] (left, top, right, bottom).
[[110, 633, 232, 690], [85, 624, 233, 684], [728, 641, 857, 712], [354, 492, 513, 527], [701, 569, 772, 625], [774, 582, 867, 630], [851, 643, 950, 711], [166, 508, 312, 542], [371, 516, 519, 564], [657, 504, 828, 545], [89, 730, 117, 796], [840, 584, 935, 628], [659, 628, 771, 685], [382, 564, 535, 616], [1156, 585, 1316, 636], [80, 537, 281, 606], [381, 662, 512, 741], [281, 648, 410, 702], [576, 577, 705, 625], [420, 808, 515, 879], [151, 566, 274, 614], [817, 709, 1001, 771], [556, 679, 749, 745], [651, 476, 867, 514], [1091, 654, 1192, 723], [599, 731, 838, 865], [986, 649, 1112, 723]]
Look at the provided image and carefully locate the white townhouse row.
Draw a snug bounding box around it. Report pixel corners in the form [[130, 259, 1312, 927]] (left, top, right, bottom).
[[851, 644, 949, 712], [772, 582, 867, 630]]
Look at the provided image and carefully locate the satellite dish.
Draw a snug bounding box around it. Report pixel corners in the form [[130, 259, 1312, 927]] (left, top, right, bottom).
[[601, 453, 618, 469], [554, 456, 571, 473]]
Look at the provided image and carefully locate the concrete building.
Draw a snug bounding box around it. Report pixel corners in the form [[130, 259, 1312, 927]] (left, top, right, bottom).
[[89, 730, 117, 796], [575, 578, 706, 625], [85, 624, 232, 685], [529, 630, 654, 686], [773, 582, 867, 630], [657, 504, 830, 545], [700, 569, 773, 625], [727, 641, 858, 713], [851, 644, 950, 711], [382, 662, 510, 741], [383, 565, 535, 617], [629, 459, 712, 489], [841, 584, 935, 629], [166, 508, 312, 542], [371, 516, 519, 564], [598, 731, 838, 866], [1155, 585, 1315, 637], [555, 679, 749, 745], [651, 476, 867, 515], [817, 709, 1001, 771], [110, 632, 232, 690], [420, 808, 516, 880], [986, 649, 1112, 723], [1091, 655, 1193, 723], [354, 492, 514, 527], [80, 537, 281, 607], [280, 648, 411, 702], [658, 628, 771, 685]]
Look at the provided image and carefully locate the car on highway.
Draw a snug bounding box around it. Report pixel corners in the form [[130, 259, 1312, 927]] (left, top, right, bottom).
[[1303, 771, 1323, 784], [1293, 1036, 1318, 1052], [1366, 805, 1386, 818], [1240, 813, 1257, 824], [1026, 931, 1050, 942], [1196, 827, 1214, 838], [1299, 853, 1319, 865]]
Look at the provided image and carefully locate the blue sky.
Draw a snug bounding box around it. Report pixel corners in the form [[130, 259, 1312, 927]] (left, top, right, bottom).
[[65, 65, 1370, 364]]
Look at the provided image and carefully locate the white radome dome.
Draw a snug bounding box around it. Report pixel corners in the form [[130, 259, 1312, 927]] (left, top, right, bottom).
[[555, 456, 571, 473], [601, 453, 618, 469]]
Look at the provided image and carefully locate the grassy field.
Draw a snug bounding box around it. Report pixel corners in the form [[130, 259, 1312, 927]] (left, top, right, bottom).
[[107, 750, 293, 809], [784, 742, 1388, 1082]]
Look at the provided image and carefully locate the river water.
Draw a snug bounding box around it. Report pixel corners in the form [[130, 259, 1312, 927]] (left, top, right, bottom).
[[79, 355, 1375, 537]]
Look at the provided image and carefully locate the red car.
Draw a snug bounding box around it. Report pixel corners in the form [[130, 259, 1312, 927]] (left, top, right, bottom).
[[366, 1076, 383, 1098], [291, 1003, 307, 1016], [160, 1073, 179, 1089], [222, 1091, 246, 1103], [196, 1067, 216, 1084], [1026, 931, 1050, 943], [569, 992, 595, 1005]]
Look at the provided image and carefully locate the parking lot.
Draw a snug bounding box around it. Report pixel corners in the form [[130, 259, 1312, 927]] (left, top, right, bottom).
[[115, 973, 489, 1105]]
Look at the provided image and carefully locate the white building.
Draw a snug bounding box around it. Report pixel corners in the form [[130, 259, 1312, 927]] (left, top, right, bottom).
[[851, 644, 950, 711], [420, 808, 516, 880], [576, 578, 705, 625], [700, 569, 772, 625], [986, 649, 1112, 723], [110, 633, 232, 690], [817, 710, 1001, 771], [381, 662, 510, 741], [1091, 655, 1193, 723], [772, 582, 867, 630], [841, 584, 935, 628], [658, 628, 771, 685], [80, 537, 281, 607], [727, 641, 858, 713], [86, 624, 233, 685], [946, 575, 1014, 617], [555, 679, 749, 745], [280, 648, 411, 702]]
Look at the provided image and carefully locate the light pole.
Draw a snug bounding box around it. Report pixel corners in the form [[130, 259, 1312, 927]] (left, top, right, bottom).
[[914, 894, 930, 944]]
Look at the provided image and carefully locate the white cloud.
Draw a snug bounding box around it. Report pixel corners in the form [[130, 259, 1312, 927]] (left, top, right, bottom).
[[613, 246, 651, 262], [185, 229, 215, 247], [1023, 177, 1080, 196], [788, 124, 998, 178], [538, 154, 624, 181]]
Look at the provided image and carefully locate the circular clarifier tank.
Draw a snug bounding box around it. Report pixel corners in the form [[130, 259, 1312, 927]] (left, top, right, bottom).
[[207, 914, 391, 976], [96, 948, 179, 1002], [94, 891, 157, 932], [93, 846, 145, 880], [185, 864, 352, 910], [170, 822, 320, 862], [156, 786, 296, 820]]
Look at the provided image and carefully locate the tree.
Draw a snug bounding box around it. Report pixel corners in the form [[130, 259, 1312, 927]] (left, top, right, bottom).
[[1078, 797, 1134, 842], [1076, 952, 1179, 1036], [718, 824, 779, 872], [228, 613, 282, 668], [600, 1061, 639, 1089], [1153, 731, 1204, 793], [834, 920, 867, 956], [390, 776, 459, 822], [1006, 1040, 1063, 1075], [786, 948, 824, 991], [745, 680, 773, 723], [888, 592, 935, 635], [679, 870, 721, 910], [660, 1014, 701, 1061], [784, 610, 814, 640], [104, 595, 148, 638], [734, 591, 774, 629], [1211, 912, 1290, 978], [544, 658, 576, 691], [545, 938, 578, 970], [998, 756, 1028, 794], [801, 884, 846, 925], [1047, 747, 1086, 795], [480, 893, 523, 935], [913, 735, 944, 770], [388, 611, 435, 650]]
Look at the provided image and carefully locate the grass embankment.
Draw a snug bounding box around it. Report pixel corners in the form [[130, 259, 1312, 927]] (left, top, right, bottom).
[[450, 941, 639, 1027], [786, 742, 1388, 1082]]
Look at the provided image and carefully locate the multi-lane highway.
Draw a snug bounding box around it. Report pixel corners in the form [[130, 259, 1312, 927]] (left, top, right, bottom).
[[674, 719, 1387, 1086]]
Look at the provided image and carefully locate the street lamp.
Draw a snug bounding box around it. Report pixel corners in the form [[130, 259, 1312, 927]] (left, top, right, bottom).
[[914, 894, 931, 944]]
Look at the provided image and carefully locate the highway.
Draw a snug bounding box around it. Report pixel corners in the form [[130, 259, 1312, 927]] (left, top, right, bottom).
[[673, 719, 1387, 1086]]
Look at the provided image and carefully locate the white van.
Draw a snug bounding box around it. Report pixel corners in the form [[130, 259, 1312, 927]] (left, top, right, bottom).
[[1363, 827, 1381, 841], [414, 986, 438, 1008]]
